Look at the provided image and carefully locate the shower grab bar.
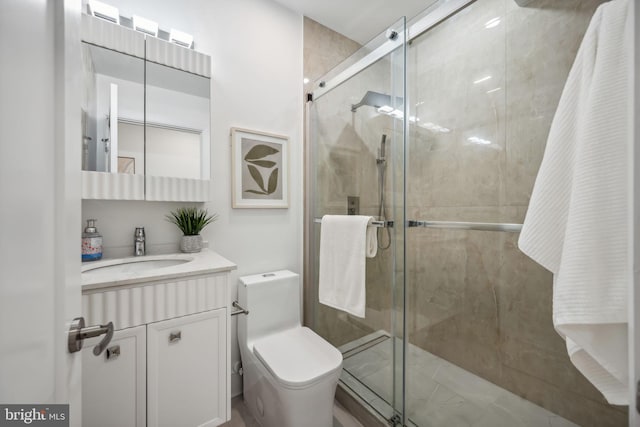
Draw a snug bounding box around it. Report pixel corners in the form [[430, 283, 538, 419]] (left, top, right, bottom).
[[313, 218, 522, 232], [408, 220, 522, 233], [313, 218, 394, 228]]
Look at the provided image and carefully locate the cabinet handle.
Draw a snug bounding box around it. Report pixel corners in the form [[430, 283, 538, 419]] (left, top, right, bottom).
[[106, 345, 120, 360], [169, 331, 181, 343]]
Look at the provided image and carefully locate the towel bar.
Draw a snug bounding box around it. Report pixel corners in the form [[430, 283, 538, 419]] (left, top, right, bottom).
[[312, 218, 393, 228], [408, 220, 522, 233], [313, 218, 522, 232]]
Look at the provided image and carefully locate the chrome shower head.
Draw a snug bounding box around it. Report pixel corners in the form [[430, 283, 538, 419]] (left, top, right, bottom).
[[351, 91, 392, 112]]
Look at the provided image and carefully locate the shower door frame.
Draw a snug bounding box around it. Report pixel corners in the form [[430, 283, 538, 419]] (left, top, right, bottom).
[[305, 16, 408, 425]]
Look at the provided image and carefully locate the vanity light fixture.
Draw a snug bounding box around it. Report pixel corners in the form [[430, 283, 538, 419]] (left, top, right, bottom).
[[170, 29, 194, 49], [133, 15, 159, 37], [87, 0, 119, 24]]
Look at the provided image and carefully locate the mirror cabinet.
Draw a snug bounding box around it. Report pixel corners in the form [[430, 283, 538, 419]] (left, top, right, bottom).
[[81, 14, 211, 201]]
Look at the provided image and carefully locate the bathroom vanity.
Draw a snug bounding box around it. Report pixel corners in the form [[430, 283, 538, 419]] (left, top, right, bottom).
[[81, 250, 236, 427]]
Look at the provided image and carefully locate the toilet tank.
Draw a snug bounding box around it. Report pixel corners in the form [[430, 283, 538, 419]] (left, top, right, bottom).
[[238, 270, 301, 342]]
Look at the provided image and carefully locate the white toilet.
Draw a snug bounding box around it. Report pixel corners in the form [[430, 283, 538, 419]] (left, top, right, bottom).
[[238, 270, 343, 427]]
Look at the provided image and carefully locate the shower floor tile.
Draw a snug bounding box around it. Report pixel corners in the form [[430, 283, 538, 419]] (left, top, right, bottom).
[[340, 331, 579, 427]]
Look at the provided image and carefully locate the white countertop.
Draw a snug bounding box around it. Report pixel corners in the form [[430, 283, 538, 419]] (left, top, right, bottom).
[[81, 250, 237, 291]]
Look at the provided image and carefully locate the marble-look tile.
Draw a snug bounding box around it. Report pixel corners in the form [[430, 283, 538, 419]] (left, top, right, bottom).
[[411, 383, 486, 427], [504, 0, 607, 205], [496, 364, 627, 427], [406, 0, 508, 210], [343, 341, 392, 379], [316, 303, 375, 347], [303, 17, 361, 90], [358, 364, 396, 403], [492, 392, 570, 427], [549, 416, 581, 427], [432, 362, 505, 408]]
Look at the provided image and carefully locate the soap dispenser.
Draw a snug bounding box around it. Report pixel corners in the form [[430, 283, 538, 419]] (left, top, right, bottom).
[[82, 219, 103, 262]]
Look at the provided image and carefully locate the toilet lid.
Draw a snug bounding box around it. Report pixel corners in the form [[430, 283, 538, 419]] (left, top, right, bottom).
[[253, 327, 343, 389]]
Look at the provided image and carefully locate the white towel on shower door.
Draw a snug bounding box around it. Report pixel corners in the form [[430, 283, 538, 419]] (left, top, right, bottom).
[[518, 0, 632, 405], [319, 215, 377, 318]]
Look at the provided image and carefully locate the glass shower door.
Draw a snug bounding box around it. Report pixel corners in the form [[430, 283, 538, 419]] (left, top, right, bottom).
[[402, 0, 619, 426], [308, 17, 407, 425]]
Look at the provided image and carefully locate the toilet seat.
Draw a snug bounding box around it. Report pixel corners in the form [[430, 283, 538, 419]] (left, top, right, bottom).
[[253, 327, 343, 390]]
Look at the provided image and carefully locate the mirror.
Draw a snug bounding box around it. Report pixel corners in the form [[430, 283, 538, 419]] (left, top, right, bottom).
[[145, 61, 211, 180], [81, 42, 145, 175], [80, 15, 212, 201]]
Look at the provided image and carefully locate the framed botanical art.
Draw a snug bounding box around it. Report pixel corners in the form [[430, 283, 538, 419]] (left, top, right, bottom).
[[231, 127, 289, 208], [117, 156, 135, 174]]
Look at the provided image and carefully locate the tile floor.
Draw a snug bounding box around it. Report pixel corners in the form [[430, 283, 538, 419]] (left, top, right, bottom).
[[339, 331, 579, 427], [220, 396, 364, 427]]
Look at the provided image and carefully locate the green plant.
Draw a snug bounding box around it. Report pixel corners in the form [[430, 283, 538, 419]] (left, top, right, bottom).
[[166, 207, 218, 236]]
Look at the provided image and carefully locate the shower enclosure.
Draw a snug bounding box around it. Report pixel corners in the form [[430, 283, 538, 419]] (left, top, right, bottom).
[[307, 0, 625, 426]]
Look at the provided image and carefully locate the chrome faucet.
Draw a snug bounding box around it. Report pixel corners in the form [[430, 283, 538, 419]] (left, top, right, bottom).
[[134, 227, 145, 256]]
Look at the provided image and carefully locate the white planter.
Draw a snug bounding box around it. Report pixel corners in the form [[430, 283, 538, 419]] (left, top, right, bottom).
[[180, 235, 202, 253]]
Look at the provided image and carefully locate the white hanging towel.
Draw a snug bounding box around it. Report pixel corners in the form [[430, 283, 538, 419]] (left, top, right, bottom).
[[518, 0, 632, 405], [319, 215, 377, 318]]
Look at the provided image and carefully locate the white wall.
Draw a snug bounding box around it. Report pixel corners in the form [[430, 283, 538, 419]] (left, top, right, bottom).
[[81, 0, 303, 396]]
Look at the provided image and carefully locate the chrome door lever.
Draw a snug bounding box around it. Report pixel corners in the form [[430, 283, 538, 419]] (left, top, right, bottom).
[[68, 317, 114, 356]]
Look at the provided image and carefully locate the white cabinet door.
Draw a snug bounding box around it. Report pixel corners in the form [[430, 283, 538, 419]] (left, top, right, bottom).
[[147, 309, 227, 427], [82, 326, 146, 427]]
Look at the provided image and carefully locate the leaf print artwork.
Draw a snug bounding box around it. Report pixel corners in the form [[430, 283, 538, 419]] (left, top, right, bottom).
[[244, 144, 279, 161], [242, 139, 282, 197], [267, 168, 278, 194], [246, 159, 276, 168], [235, 132, 285, 205], [247, 164, 267, 193]]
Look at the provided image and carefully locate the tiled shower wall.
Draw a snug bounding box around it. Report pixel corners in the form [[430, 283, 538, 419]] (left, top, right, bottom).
[[305, 0, 627, 425], [310, 52, 397, 346], [405, 0, 624, 425], [304, 18, 399, 343]]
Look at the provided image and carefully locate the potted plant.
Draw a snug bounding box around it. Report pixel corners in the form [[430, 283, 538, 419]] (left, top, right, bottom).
[[166, 207, 218, 253]]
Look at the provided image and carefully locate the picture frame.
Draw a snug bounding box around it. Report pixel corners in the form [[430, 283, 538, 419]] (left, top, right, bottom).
[[117, 156, 135, 174], [231, 127, 289, 209]]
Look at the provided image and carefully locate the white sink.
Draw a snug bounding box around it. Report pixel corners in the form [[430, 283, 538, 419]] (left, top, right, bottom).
[[83, 257, 192, 275], [81, 250, 236, 291]]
